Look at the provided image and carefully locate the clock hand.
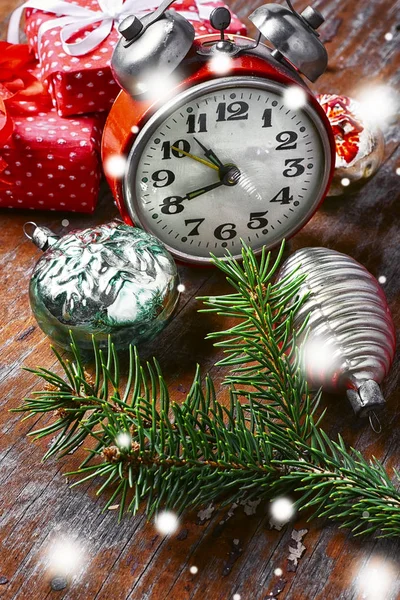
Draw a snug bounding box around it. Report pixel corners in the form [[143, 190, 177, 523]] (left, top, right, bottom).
[[184, 180, 224, 200], [193, 137, 224, 168], [176, 140, 240, 185], [184, 165, 241, 201], [171, 146, 219, 171]]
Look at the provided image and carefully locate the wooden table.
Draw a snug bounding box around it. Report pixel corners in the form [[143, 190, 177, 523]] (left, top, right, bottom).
[[1, 1, 399, 599]]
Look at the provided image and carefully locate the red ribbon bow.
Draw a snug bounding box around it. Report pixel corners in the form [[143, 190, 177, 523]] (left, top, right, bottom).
[[0, 41, 47, 187]]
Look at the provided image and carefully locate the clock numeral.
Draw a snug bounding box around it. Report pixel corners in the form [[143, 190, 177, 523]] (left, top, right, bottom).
[[261, 108, 272, 128], [214, 223, 237, 240], [216, 101, 249, 122], [152, 170, 175, 188], [162, 139, 190, 160], [187, 113, 207, 134], [184, 218, 205, 236], [276, 131, 298, 150], [247, 211, 269, 229], [161, 196, 185, 215], [283, 158, 305, 177], [270, 187, 293, 204]]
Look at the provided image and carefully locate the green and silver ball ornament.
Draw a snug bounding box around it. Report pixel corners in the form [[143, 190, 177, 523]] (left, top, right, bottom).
[[25, 221, 180, 351]]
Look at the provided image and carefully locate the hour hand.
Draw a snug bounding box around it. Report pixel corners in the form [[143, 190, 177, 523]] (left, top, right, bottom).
[[193, 137, 224, 168], [184, 180, 224, 200]]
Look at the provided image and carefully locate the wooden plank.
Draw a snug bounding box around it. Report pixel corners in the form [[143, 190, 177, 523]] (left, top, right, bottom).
[[0, 0, 399, 598]]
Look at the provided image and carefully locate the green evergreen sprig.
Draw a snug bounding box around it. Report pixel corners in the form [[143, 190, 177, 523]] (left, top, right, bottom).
[[16, 242, 400, 536]]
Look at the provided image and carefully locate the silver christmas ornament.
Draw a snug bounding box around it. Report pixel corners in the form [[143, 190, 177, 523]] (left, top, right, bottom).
[[277, 247, 396, 424], [25, 221, 179, 351]]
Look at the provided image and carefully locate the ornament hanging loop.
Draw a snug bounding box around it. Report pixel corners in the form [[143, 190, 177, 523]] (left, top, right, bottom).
[[368, 411, 382, 434], [23, 221, 37, 240]]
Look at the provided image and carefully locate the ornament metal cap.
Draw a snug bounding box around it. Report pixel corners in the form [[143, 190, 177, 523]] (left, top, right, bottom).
[[24, 222, 60, 252], [346, 380, 385, 422], [248, 1, 328, 81]]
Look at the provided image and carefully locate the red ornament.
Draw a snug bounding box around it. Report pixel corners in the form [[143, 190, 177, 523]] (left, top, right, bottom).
[[318, 93, 385, 196], [318, 94, 364, 164]]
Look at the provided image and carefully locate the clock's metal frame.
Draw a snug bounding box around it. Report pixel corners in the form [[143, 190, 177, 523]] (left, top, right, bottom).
[[123, 76, 333, 264]]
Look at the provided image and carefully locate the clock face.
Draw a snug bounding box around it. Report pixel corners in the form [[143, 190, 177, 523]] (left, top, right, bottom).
[[123, 77, 332, 263]]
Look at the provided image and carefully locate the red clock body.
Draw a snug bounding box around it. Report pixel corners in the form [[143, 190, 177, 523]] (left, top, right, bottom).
[[102, 35, 335, 264]]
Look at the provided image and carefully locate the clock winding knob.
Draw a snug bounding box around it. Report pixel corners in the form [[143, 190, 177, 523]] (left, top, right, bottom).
[[300, 6, 324, 30], [119, 15, 144, 41]]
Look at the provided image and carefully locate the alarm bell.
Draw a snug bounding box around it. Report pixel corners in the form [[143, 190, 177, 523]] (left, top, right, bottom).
[[111, 0, 329, 98], [249, 1, 327, 82], [111, 0, 195, 96]]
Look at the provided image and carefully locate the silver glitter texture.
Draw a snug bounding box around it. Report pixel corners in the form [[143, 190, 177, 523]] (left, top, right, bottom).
[[29, 222, 179, 351]]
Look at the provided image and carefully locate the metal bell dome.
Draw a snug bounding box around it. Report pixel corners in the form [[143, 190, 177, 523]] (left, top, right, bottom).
[[112, 7, 195, 97], [249, 2, 328, 82]]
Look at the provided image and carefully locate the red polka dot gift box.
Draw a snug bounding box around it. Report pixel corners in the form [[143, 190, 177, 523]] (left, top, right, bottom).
[[8, 0, 247, 118], [0, 49, 102, 213]]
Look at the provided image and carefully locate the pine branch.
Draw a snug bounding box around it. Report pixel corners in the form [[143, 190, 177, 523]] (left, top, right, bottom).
[[200, 242, 400, 536], [16, 241, 400, 536]]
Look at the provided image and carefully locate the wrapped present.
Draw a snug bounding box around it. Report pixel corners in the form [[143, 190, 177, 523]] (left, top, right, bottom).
[[8, 0, 247, 117], [0, 42, 102, 213]]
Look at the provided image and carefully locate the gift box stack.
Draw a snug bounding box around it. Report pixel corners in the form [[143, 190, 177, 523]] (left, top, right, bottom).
[[0, 43, 103, 212], [0, 0, 247, 213]]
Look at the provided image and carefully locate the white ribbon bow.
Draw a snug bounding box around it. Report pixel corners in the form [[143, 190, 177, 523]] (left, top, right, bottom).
[[7, 0, 199, 57], [195, 0, 218, 21]]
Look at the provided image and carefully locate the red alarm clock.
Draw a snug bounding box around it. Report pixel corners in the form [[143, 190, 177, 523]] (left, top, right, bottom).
[[102, 0, 335, 264]]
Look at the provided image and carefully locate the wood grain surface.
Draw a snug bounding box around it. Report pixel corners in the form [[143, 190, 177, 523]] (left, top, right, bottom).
[[1, 1, 399, 599]]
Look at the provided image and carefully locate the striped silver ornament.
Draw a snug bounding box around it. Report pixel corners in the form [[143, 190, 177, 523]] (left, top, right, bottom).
[[277, 247, 396, 421]]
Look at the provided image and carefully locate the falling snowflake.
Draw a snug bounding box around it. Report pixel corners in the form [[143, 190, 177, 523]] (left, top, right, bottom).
[[154, 511, 179, 535], [269, 497, 295, 524]]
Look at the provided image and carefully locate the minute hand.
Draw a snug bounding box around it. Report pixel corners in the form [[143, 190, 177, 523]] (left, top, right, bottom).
[[185, 180, 224, 200], [193, 137, 224, 168]]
